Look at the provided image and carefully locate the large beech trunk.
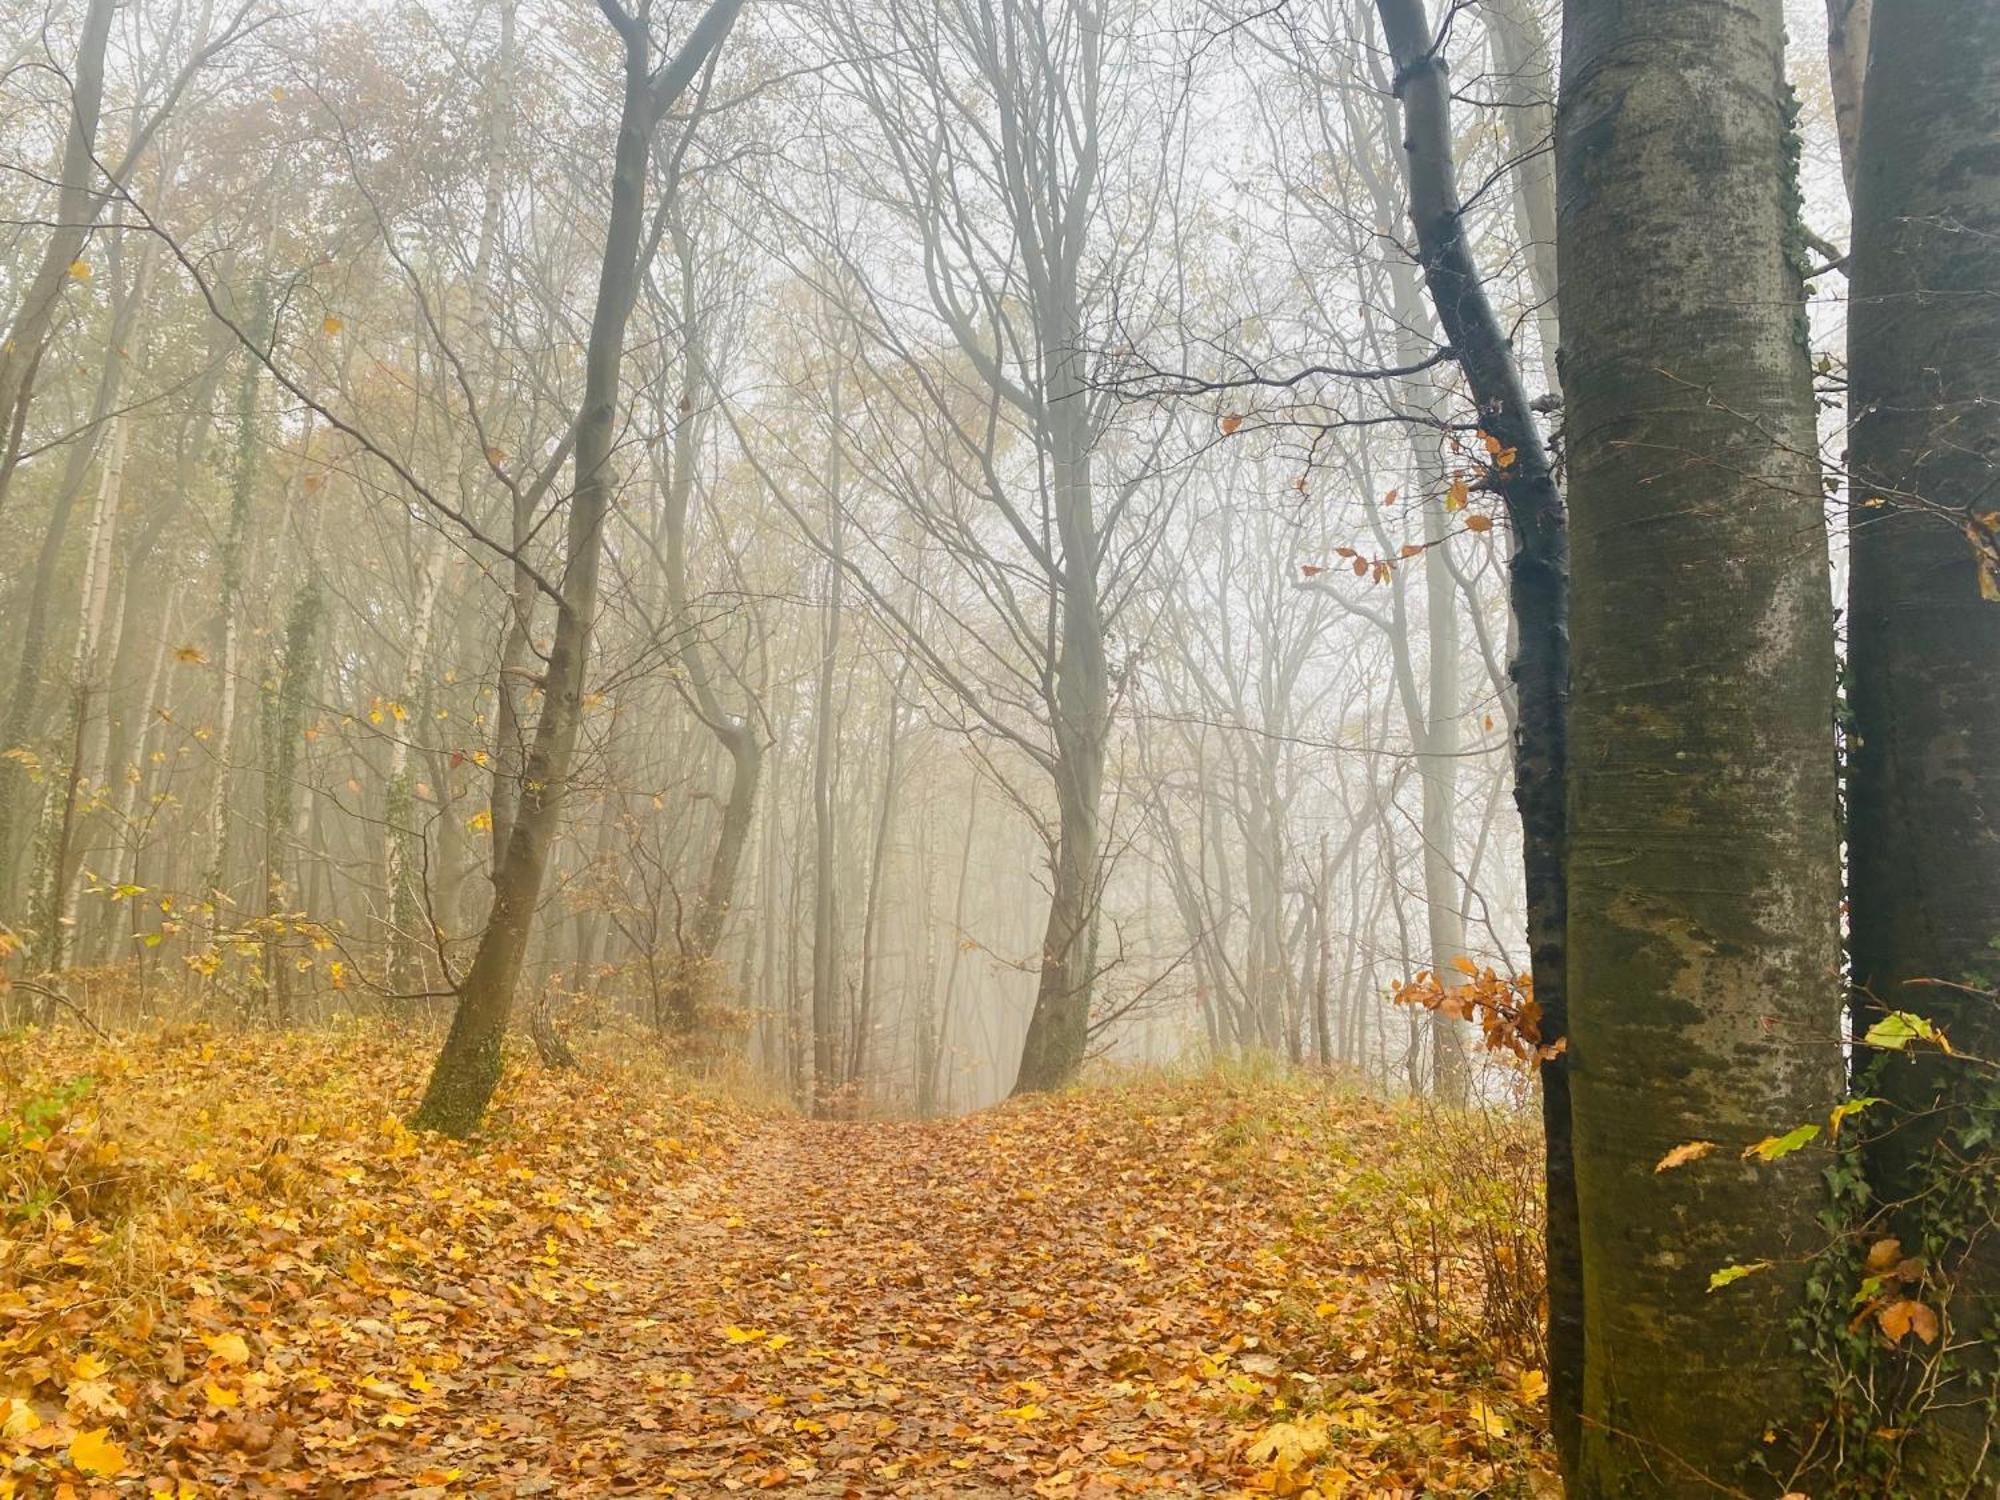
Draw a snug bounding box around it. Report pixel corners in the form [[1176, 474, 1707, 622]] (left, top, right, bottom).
[[1557, 1, 1844, 1489], [1846, 0, 2000, 1480]]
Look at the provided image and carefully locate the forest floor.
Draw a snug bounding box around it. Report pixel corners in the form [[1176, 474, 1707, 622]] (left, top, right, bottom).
[[1, 1026, 1555, 1497]]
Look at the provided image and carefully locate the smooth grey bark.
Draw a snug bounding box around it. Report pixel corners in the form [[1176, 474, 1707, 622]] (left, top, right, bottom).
[[1825, 0, 1872, 198], [1481, 0, 1560, 391], [1846, 0, 2000, 1480], [1556, 0, 1844, 1490]]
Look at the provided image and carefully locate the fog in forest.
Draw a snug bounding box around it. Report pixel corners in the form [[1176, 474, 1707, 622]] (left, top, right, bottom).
[[0, 0, 1846, 1117], [11, 0, 2000, 1492]]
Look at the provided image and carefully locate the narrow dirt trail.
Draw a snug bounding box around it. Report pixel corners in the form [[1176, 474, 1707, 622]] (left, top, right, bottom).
[[471, 1101, 1291, 1495]]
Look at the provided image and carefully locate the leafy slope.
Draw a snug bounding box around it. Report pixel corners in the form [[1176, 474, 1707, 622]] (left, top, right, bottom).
[[1, 1033, 1552, 1495]]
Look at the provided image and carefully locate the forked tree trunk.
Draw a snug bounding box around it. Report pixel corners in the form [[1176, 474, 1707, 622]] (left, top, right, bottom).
[[0, 0, 117, 508], [1556, 0, 1844, 1489], [658, 228, 764, 1023], [413, 0, 745, 1137], [1010, 394, 1110, 1096], [1846, 0, 2000, 1480]]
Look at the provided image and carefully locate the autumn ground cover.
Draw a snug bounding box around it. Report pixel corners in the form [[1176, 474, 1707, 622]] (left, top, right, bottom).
[[1, 1029, 1554, 1497]]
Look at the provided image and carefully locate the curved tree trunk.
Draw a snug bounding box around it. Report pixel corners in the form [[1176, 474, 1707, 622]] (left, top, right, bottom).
[[0, 0, 117, 514], [413, 0, 746, 1137], [1372, 0, 1578, 1469], [1556, 1, 1844, 1490]]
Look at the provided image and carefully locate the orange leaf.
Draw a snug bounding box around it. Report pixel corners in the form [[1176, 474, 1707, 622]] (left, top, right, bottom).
[[1877, 1298, 1939, 1345], [1654, 1141, 1717, 1173]]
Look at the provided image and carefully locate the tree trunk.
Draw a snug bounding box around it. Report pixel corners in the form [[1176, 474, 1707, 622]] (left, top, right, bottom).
[[0, 0, 117, 511], [1846, 0, 2000, 1480], [657, 223, 764, 1021], [849, 678, 903, 1092], [200, 277, 274, 923], [0, 239, 153, 910], [1556, 1, 1844, 1490], [1481, 0, 1560, 392], [1010, 393, 1109, 1095], [1372, 0, 1579, 1466], [810, 487, 844, 1112], [413, 0, 746, 1137], [261, 578, 323, 1019], [1825, 0, 1872, 199]]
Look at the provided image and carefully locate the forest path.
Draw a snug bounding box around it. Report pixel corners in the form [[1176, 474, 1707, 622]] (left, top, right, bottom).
[[0, 1034, 1549, 1496], [507, 1101, 1265, 1495]]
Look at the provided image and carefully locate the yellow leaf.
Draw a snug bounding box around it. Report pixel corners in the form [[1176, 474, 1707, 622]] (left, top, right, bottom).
[[204, 1380, 240, 1408], [173, 644, 208, 665], [721, 1325, 764, 1344], [1516, 1368, 1549, 1403], [69, 1427, 126, 1477], [270, 85, 288, 101], [68, 260, 92, 281], [1446, 476, 1470, 512], [1245, 1415, 1329, 1472], [322, 315, 343, 335], [1, 1397, 38, 1440], [1467, 1398, 1508, 1439], [1000, 1402, 1048, 1422], [202, 1331, 251, 1367], [70, 1353, 109, 1384]]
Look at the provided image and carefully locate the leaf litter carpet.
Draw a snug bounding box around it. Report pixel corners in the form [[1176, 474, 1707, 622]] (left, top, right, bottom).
[[0, 1031, 1552, 1496]]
